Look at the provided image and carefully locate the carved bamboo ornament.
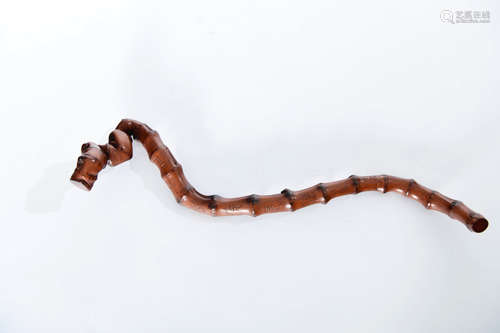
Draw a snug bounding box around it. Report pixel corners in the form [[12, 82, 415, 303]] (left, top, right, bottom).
[[70, 119, 489, 233]]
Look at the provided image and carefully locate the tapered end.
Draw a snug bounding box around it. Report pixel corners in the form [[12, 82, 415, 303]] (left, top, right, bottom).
[[70, 176, 92, 191], [471, 218, 488, 233], [70, 167, 95, 191]]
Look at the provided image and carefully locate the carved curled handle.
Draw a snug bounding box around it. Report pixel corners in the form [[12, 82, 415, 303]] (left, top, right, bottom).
[[70, 119, 489, 233]]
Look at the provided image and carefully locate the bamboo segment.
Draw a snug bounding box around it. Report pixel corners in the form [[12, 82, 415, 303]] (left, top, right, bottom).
[[70, 119, 489, 233]]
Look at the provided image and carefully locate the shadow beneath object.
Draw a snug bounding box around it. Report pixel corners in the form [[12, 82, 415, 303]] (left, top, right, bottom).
[[25, 162, 73, 214]]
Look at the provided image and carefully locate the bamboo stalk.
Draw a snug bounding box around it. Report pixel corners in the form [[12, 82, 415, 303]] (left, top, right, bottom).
[[70, 119, 489, 233]]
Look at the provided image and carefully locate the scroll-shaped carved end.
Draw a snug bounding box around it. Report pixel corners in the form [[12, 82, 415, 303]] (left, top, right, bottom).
[[70, 129, 133, 191], [467, 216, 489, 233], [70, 142, 108, 191]]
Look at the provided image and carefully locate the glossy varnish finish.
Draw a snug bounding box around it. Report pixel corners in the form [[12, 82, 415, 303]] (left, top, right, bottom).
[[70, 119, 489, 233]]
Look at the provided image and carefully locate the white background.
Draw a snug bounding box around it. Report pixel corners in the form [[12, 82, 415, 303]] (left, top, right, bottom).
[[1, 0, 499, 332]]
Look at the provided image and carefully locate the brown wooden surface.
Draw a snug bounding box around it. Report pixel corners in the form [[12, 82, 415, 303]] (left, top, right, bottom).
[[70, 119, 489, 233]]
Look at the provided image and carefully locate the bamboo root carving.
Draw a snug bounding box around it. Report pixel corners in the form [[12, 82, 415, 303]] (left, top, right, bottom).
[[70, 119, 489, 233]]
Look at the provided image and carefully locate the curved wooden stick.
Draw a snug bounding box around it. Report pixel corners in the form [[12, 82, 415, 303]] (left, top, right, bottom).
[[70, 119, 489, 233]]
